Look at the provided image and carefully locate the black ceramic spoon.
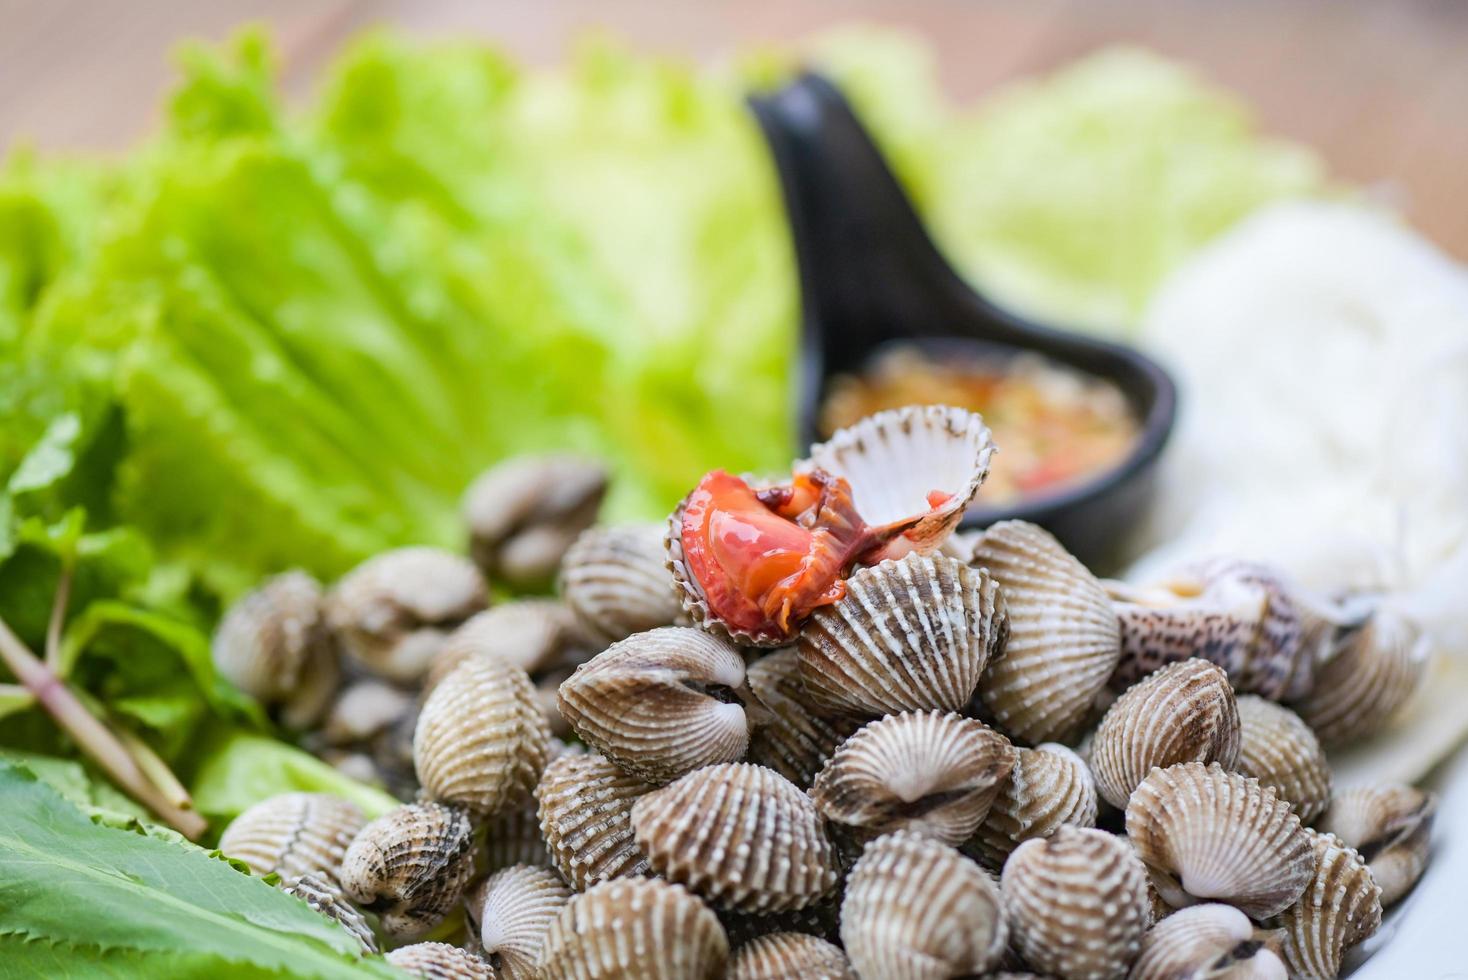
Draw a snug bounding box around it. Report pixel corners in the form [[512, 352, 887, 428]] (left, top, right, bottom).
[[747, 72, 1177, 570]]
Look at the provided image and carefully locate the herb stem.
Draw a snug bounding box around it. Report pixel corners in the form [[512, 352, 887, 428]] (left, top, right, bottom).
[[45, 561, 74, 672]]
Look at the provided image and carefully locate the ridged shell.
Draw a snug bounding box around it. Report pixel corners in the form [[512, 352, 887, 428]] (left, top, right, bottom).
[[1318, 783, 1435, 906], [1001, 826, 1149, 980], [463, 453, 607, 591], [718, 893, 845, 948], [967, 742, 1098, 865], [969, 521, 1120, 744], [482, 801, 553, 872], [1130, 904, 1287, 980], [631, 763, 838, 913], [744, 649, 861, 788], [218, 792, 364, 887], [729, 932, 855, 980], [1290, 607, 1428, 745], [281, 872, 378, 954], [536, 752, 654, 890], [537, 877, 730, 979], [842, 831, 1007, 979], [561, 524, 685, 644], [1126, 763, 1313, 920], [427, 601, 593, 694], [797, 553, 1007, 718], [468, 864, 572, 978], [339, 802, 478, 938], [322, 679, 415, 746], [1091, 660, 1240, 810], [212, 571, 338, 729], [1235, 696, 1331, 823], [386, 942, 496, 980], [1273, 830, 1382, 980], [557, 627, 748, 783], [811, 711, 1016, 846], [414, 656, 550, 816], [326, 547, 488, 683]]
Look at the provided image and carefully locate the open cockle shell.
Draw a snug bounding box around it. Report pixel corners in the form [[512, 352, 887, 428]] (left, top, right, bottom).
[[536, 752, 654, 890], [1318, 783, 1436, 906], [561, 523, 686, 644], [385, 942, 496, 980], [967, 520, 1120, 745], [468, 864, 572, 978], [218, 792, 364, 888], [339, 801, 478, 939], [556, 627, 748, 783], [1127, 763, 1314, 921], [729, 931, 856, 980], [1290, 606, 1429, 746], [1002, 826, 1150, 980], [966, 742, 1097, 866], [632, 763, 839, 914], [842, 830, 1007, 979], [1272, 830, 1382, 980], [1130, 904, 1287, 980], [811, 710, 1016, 846], [281, 872, 378, 954], [797, 553, 1007, 718], [1091, 659, 1241, 810], [1235, 696, 1331, 823], [537, 877, 730, 980], [743, 648, 861, 788]]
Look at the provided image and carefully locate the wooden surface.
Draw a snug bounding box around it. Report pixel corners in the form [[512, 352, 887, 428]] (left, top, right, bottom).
[[3, 0, 1467, 258]]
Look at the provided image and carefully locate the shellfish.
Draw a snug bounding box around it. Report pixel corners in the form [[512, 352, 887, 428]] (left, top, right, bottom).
[[537, 877, 730, 979], [385, 942, 496, 980], [536, 752, 654, 890], [966, 742, 1097, 865], [1290, 606, 1429, 746], [1235, 695, 1331, 823], [743, 648, 861, 789], [426, 600, 594, 694], [482, 800, 553, 873], [556, 627, 748, 783], [339, 801, 477, 939], [319, 678, 418, 797], [1126, 763, 1313, 921], [468, 864, 572, 978], [810, 710, 1016, 846], [1090, 660, 1240, 810], [281, 872, 378, 954], [1318, 783, 1436, 906], [631, 763, 838, 913], [842, 830, 1008, 979], [560, 523, 685, 644], [1272, 830, 1382, 980], [796, 553, 1007, 717], [729, 932, 855, 980], [967, 520, 1120, 745], [218, 792, 364, 888], [1130, 904, 1286, 980]]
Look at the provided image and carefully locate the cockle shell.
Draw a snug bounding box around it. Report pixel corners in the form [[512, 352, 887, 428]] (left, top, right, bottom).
[[218, 792, 364, 887], [1126, 763, 1313, 920], [842, 830, 1007, 979], [339, 801, 477, 938], [1090, 660, 1240, 810], [811, 710, 1016, 846], [631, 763, 839, 913], [1130, 904, 1287, 980], [1290, 606, 1429, 746], [967, 742, 1098, 865], [212, 571, 339, 729], [556, 627, 748, 783], [1002, 826, 1150, 980], [561, 523, 685, 644], [797, 553, 1007, 718], [1235, 696, 1331, 823], [482, 801, 553, 872], [1272, 830, 1382, 980], [318, 678, 418, 798], [743, 648, 861, 789], [729, 932, 855, 980], [326, 547, 488, 683], [463, 453, 607, 591], [385, 942, 496, 980], [281, 872, 378, 954], [537, 877, 730, 979], [718, 892, 845, 948], [467, 864, 572, 978], [536, 752, 654, 890], [322, 679, 415, 747], [1318, 783, 1436, 906], [967, 521, 1120, 745], [414, 655, 550, 816], [426, 601, 594, 694]]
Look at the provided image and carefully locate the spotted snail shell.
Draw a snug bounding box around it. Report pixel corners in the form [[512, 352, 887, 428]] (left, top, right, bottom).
[[1272, 830, 1382, 980], [1090, 659, 1240, 810], [631, 763, 838, 913], [1290, 606, 1429, 746], [1318, 783, 1436, 906], [557, 626, 748, 783], [281, 872, 378, 954], [561, 523, 685, 644], [325, 547, 488, 683], [426, 600, 593, 694], [729, 932, 856, 980], [743, 648, 861, 788], [1127, 763, 1314, 921], [339, 801, 477, 939], [811, 710, 1016, 847], [536, 752, 654, 890], [218, 792, 364, 888], [1235, 695, 1331, 823], [537, 877, 730, 980], [797, 552, 1008, 718], [842, 830, 1008, 980], [467, 864, 572, 978], [1130, 904, 1287, 980], [212, 571, 339, 729], [1001, 826, 1150, 980], [414, 655, 550, 816], [968, 521, 1121, 745], [482, 800, 553, 873], [967, 742, 1097, 866], [385, 942, 496, 980]]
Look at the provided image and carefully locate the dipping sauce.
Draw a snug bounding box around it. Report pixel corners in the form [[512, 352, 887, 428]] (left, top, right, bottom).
[[820, 347, 1140, 506]]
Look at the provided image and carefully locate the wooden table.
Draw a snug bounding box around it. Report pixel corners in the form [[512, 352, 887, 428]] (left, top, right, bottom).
[[4, 0, 1467, 258]]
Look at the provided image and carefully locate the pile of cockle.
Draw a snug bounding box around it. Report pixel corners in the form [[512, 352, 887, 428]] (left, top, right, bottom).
[[216, 405, 1437, 979]]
